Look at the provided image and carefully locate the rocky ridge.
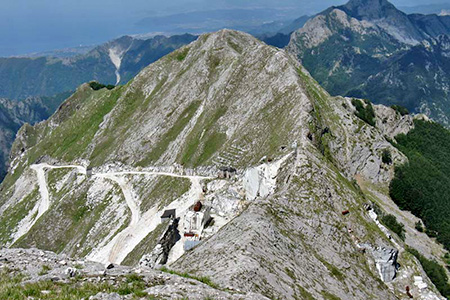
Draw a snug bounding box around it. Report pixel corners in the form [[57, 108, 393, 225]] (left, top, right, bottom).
[[0, 248, 267, 299], [287, 0, 450, 126]]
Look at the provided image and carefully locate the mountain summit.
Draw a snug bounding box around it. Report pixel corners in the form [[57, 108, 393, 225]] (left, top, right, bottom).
[[342, 0, 401, 20], [288, 0, 450, 125], [339, 0, 426, 45]]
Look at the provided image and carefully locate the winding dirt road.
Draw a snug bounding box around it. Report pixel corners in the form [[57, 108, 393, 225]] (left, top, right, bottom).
[[26, 163, 213, 264]]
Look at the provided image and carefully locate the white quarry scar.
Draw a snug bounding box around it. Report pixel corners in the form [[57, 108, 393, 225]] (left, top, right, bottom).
[[109, 48, 123, 85], [12, 164, 87, 244], [87, 171, 213, 265], [17, 163, 213, 264]]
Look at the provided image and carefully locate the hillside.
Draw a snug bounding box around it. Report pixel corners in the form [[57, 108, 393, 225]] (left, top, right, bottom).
[[0, 34, 197, 183], [0, 34, 197, 100], [0, 93, 71, 180], [287, 0, 450, 126], [0, 30, 448, 299], [350, 35, 450, 126]]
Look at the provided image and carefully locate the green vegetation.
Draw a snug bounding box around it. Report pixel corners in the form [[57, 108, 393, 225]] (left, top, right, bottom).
[[0, 188, 39, 244], [0, 269, 152, 300], [138, 101, 201, 166], [14, 172, 122, 255], [380, 214, 405, 241], [390, 120, 450, 250], [415, 221, 424, 233], [315, 254, 345, 282], [351, 98, 376, 127], [122, 222, 167, 266], [321, 290, 342, 300], [381, 149, 392, 165], [139, 177, 191, 212], [391, 105, 409, 116], [180, 106, 227, 167], [89, 81, 115, 91], [160, 267, 219, 289], [175, 47, 190, 61], [297, 286, 316, 300], [26, 87, 121, 167], [284, 268, 296, 280], [407, 247, 450, 298], [38, 265, 51, 276]]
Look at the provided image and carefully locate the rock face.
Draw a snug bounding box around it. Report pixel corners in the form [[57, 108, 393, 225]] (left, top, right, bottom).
[[287, 0, 450, 126], [0, 248, 267, 300], [0, 29, 447, 299], [371, 247, 399, 282], [140, 218, 180, 268], [0, 95, 70, 181]]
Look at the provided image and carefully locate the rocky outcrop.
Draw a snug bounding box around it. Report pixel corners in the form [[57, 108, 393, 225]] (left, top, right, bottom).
[[140, 218, 180, 268], [0, 248, 266, 299], [371, 247, 399, 282]]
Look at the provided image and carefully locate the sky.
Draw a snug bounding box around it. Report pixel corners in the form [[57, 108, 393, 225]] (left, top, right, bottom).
[[0, 0, 448, 56]]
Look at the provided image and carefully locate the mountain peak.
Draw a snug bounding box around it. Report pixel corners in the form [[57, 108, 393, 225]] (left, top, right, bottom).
[[199, 29, 259, 47], [341, 0, 400, 20]]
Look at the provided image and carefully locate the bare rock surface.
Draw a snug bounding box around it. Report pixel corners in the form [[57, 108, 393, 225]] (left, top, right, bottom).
[[0, 247, 267, 299]]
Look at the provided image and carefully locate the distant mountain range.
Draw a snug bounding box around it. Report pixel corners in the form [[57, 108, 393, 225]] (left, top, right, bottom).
[[0, 34, 197, 100], [287, 0, 450, 126], [16, 45, 96, 59], [400, 3, 450, 15]]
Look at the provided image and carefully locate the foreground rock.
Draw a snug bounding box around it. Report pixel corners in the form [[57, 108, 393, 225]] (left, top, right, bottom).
[[0, 248, 268, 299]]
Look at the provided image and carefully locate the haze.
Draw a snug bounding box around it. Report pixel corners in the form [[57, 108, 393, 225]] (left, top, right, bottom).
[[0, 0, 448, 56]]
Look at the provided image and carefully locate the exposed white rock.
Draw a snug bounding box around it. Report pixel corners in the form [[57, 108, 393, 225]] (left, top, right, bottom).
[[108, 48, 125, 85]]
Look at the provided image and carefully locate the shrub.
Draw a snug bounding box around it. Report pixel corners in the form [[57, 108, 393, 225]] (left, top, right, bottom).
[[380, 214, 405, 240], [351, 98, 376, 126], [391, 105, 409, 116], [426, 228, 438, 238], [89, 81, 115, 91], [382, 149, 392, 165], [415, 221, 424, 232], [444, 253, 450, 266]]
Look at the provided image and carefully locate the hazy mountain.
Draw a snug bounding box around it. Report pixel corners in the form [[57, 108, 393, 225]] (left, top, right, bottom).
[[0, 29, 448, 299], [253, 15, 311, 48], [400, 3, 450, 15], [287, 0, 450, 125], [135, 8, 309, 35], [18, 45, 96, 59], [0, 34, 197, 100]]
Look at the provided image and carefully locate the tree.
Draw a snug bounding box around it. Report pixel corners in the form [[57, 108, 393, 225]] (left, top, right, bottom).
[[415, 221, 424, 232], [382, 149, 392, 165]]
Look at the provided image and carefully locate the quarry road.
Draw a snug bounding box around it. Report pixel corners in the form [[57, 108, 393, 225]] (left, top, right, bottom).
[[89, 171, 212, 265], [26, 163, 214, 265], [12, 163, 87, 244]]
